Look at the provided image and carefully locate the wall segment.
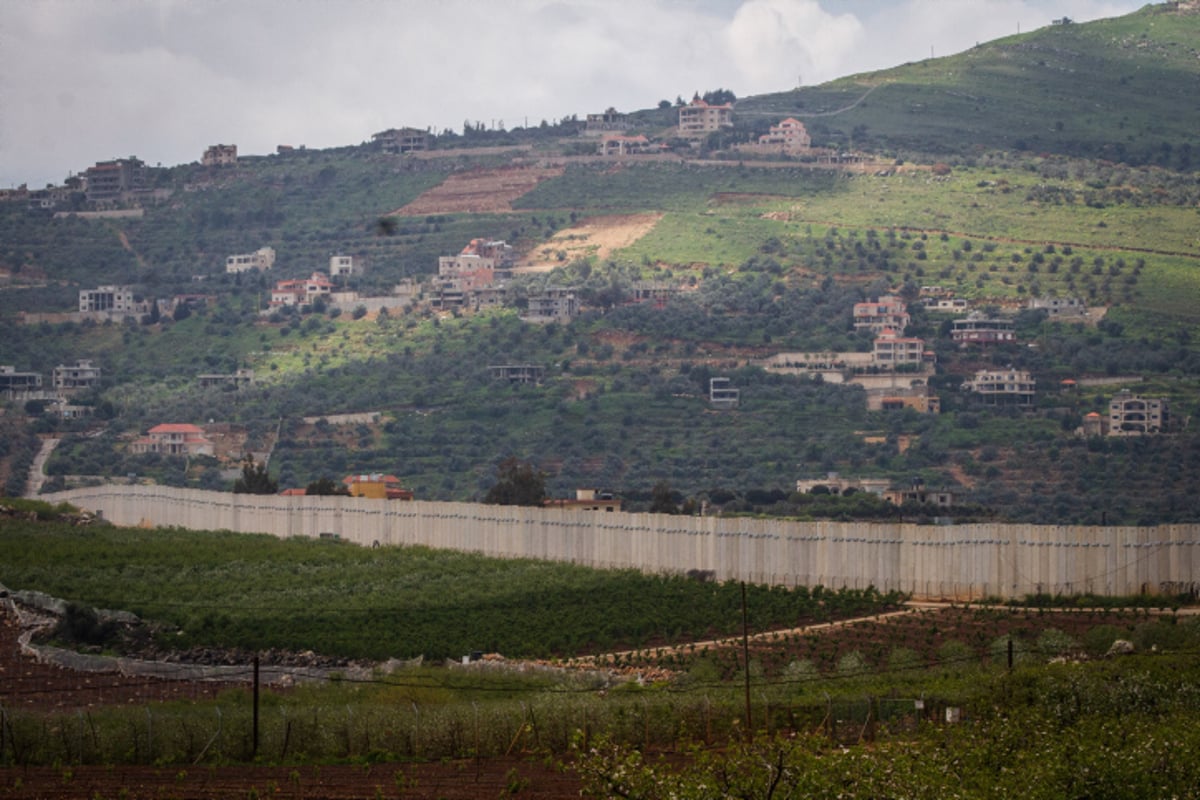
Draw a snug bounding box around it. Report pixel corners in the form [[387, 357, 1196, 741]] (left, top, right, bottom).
[[45, 486, 1200, 600]]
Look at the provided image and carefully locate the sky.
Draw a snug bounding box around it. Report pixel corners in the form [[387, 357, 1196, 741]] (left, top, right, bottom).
[[0, 0, 1146, 189]]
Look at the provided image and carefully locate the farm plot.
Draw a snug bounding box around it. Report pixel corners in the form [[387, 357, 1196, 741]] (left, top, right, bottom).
[[391, 166, 565, 215]]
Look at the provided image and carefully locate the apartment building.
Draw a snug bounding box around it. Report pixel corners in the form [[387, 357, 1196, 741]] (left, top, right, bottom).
[[678, 96, 733, 137], [202, 144, 238, 166], [872, 330, 928, 367], [372, 128, 429, 154], [853, 295, 910, 334], [951, 313, 1015, 344], [53, 359, 101, 391], [131, 424, 214, 457], [755, 118, 811, 153], [1108, 391, 1168, 436], [83, 157, 146, 202], [329, 254, 362, 278]]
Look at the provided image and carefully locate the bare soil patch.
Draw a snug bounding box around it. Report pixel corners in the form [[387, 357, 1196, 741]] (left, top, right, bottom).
[[392, 166, 564, 216], [516, 213, 663, 271]]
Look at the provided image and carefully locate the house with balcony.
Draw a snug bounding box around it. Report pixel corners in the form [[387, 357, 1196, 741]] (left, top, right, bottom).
[[83, 157, 146, 202], [131, 423, 214, 457], [754, 118, 811, 154], [872, 330, 930, 369], [226, 246, 276, 274], [853, 295, 910, 334], [951, 312, 1015, 344], [678, 95, 733, 137], [709, 377, 740, 409], [1108, 391, 1168, 436], [53, 359, 101, 392], [962, 369, 1036, 406]]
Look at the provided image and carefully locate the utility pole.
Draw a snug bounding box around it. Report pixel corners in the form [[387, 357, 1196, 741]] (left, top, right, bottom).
[[741, 582, 752, 740]]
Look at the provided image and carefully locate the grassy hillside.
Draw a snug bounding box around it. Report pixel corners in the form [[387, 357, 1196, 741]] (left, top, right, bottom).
[[738, 3, 1200, 164]]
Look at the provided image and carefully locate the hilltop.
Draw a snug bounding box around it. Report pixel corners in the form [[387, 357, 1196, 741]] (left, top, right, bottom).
[[0, 4, 1198, 525]]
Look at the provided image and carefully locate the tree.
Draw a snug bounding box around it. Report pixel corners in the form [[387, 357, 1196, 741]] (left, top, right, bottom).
[[483, 457, 546, 506], [233, 454, 277, 494], [306, 476, 349, 496], [649, 480, 678, 514]]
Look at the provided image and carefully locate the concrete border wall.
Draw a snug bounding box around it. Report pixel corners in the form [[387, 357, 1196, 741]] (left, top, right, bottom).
[[45, 486, 1200, 600]]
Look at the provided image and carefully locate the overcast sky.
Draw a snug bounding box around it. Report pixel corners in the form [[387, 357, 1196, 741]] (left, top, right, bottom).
[[1, 0, 1145, 189]]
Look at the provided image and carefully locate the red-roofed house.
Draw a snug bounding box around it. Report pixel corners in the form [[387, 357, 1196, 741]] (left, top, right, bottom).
[[270, 272, 334, 307], [131, 424, 214, 456]]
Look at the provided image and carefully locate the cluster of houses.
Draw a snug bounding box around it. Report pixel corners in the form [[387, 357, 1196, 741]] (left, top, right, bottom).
[[0, 359, 102, 418]]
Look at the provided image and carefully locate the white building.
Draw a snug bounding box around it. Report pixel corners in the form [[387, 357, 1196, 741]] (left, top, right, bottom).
[[226, 247, 276, 274]]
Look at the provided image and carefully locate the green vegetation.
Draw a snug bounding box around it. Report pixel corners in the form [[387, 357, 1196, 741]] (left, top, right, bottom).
[[0, 520, 905, 660]]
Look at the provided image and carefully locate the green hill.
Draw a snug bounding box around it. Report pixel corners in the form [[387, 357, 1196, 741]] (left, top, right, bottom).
[[1, 5, 1198, 525], [738, 2, 1200, 165]]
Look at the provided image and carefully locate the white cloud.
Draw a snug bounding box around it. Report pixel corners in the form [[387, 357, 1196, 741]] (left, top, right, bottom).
[[727, 0, 863, 88]]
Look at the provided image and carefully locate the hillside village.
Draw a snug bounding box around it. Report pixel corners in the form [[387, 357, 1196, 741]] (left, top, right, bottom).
[[1, 6, 1198, 523]]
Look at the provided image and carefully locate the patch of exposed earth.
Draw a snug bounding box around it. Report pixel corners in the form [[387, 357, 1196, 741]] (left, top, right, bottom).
[[391, 165, 564, 215], [515, 213, 664, 271]]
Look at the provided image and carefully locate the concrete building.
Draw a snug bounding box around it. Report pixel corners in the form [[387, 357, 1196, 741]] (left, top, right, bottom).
[[197, 369, 255, 389], [1108, 391, 1168, 436], [438, 239, 514, 277], [872, 330, 929, 368], [1029, 296, 1087, 318], [131, 423, 214, 457], [795, 474, 890, 496], [853, 295, 910, 334], [962, 369, 1036, 406], [598, 134, 659, 156], [678, 96, 733, 137], [53, 359, 101, 392], [584, 108, 632, 135], [952, 313, 1015, 344], [755, 118, 811, 153], [0, 365, 43, 398], [83, 158, 146, 202], [202, 144, 238, 166], [329, 254, 363, 278], [709, 377, 740, 409], [372, 128, 429, 154], [226, 247, 276, 274], [79, 285, 137, 314], [522, 287, 577, 323]]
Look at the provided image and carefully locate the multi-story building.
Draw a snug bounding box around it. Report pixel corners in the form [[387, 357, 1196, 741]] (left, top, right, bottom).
[[962, 369, 1036, 406], [131, 424, 214, 456], [1108, 391, 1168, 436], [709, 377, 740, 409], [197, 369, 255, 389], [329, 254, 362, 278], [522, 287, 578, 323], [0, 366, 43, 398], [202, 144, 238, 166], [1028, 296, 1087, 318], [853, 295, 910, 334], [678, 96, 733, 137], [53, 359, 101, 391], [225, 247, 276, 274], [951, 313, 1016, 344], [371, 128, 429, 154], [79, 285, 137, 314], [756, 118, 811, 153], [83, 157, 146, 202], [872, 330, 928, 368]]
